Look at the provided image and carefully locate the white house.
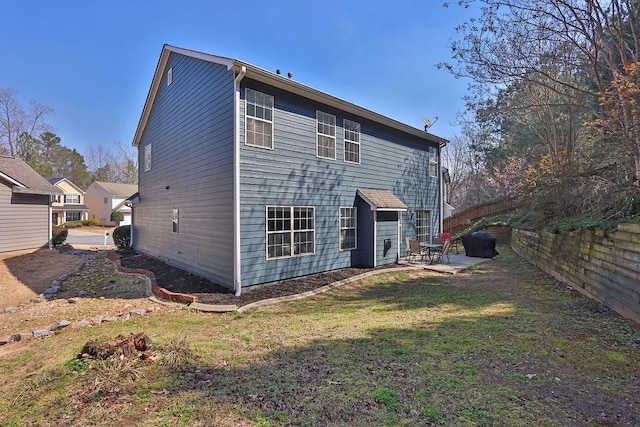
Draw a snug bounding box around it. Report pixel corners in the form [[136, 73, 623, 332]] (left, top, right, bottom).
[[85, 181, 138, 226]]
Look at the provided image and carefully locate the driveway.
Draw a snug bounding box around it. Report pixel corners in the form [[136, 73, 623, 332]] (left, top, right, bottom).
[[65, 228, 115, 247]]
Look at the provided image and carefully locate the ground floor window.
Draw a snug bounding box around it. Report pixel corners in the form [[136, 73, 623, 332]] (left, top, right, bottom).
[[339, 207, 357, 250], [66, 212, 81, 222], [267, 206, 315, 259], [416, 210, 431, 243], [172, 209, 179, 233]]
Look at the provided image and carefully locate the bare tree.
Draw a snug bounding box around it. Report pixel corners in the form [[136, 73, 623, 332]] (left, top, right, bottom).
[[443, 0, 640, 183], [85, 142, 138, 184], [0, 88, 52, 157]]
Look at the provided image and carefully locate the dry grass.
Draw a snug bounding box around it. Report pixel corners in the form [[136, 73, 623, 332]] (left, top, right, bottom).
[[1, 245, 639, 426]]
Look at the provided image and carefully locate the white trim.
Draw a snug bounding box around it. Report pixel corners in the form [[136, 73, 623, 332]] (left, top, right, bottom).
[[338, 206, 357, 251], [244, 88, 274, 150], [167, 67, 173, 86], [316, 110, 336, 160], [265, 205, 316, 260], [0, 171, 26, 188], [373, 211, 378, 267], [234, 66, 246, 296], [343, 119, 361, 164], [133, 44, 448, 148]]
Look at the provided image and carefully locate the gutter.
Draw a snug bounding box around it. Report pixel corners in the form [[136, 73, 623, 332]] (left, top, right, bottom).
[[233, 66, 247, 296]]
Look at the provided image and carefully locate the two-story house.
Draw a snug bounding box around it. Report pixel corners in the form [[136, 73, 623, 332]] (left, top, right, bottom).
[[47, 178, 89, 225], [85, 181, 138, 226], [131, 44, 447, 295]]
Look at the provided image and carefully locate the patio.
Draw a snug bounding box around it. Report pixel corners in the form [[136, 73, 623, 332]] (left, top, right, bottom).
[[398, 251, 494, 274]]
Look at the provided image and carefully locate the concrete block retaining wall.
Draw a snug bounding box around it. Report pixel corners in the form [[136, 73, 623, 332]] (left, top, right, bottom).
[[511, 224, 640, 323]]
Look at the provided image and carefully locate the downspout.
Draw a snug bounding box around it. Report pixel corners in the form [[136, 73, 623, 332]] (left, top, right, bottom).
[[233, 65, 247, 297], [48, 202, 53, 250]]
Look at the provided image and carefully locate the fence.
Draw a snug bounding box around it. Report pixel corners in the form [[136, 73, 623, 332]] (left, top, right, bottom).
[[443, 197, 521, 235]]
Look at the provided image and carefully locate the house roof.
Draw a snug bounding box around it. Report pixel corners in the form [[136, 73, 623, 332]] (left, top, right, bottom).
[[90, 181, 138, 197], [133, 44, 449, 148], [47, 177, 85, 194], [357, 188, 408, 211], [0, 155, 63, 196]]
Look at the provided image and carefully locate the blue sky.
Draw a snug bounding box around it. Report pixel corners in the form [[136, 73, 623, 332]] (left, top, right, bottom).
[[0, 1, 475, 157]]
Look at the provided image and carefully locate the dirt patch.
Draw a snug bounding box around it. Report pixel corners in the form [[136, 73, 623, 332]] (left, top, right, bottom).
[[0, 247, 165, 344], [0, 247, 83, 308], [118, 251, 405, 307]]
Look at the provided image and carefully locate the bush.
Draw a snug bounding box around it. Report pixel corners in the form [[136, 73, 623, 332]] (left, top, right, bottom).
[[64, 220, 83, 228], [110, 211, 125, 223], [82, 218, 98, 226], [112, 225, 131, 249], [52, 225, 68, 246]]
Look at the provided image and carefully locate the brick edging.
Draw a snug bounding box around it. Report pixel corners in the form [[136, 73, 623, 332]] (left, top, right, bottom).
[[106, 251, 197, 305]]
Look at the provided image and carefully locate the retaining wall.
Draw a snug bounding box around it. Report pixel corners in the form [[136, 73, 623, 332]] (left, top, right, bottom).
[[511, 224, 640, 323]]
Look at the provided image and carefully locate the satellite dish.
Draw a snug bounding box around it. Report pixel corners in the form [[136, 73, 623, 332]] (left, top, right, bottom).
[[422, 116, 439, 131]]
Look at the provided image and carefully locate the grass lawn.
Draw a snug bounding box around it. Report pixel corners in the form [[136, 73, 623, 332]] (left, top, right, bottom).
[[1, 246, 639, 426]]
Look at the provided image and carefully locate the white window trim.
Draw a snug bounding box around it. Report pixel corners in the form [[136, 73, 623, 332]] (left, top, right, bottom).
[[65, 194, 80, 204], [343, 119, 361, 165], [316, 110, 336, 160], [144, 143, 152, 172], [245, 88, 274, 150], [167, 67, 173, 86], [339, 207, 357, 251], [172, 208, 179, 233], [429, 147, 438, 178], [266, 205, 316, 260], [416, 209, 432, 243]]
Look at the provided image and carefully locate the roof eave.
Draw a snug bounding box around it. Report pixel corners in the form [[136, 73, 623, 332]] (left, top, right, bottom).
[[232, 61, 448, 145], [132, 45, 449, 148]]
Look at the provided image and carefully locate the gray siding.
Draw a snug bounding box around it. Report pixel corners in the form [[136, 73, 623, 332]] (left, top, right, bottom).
[[0, 184, 50, 252], [239, 80, 440, 287], [134, 53, 236, 289]]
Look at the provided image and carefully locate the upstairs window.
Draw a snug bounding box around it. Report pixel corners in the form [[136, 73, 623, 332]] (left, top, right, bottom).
[[429, 147, 438, 178], [267, 206, 315, 259], [343, 119, 360, 164], [246, 88, 274, 149], [339, 207, 357, 250], [316, 111, 336, 159], [65, 194, 80, 204], [144, 143, 152, 172]]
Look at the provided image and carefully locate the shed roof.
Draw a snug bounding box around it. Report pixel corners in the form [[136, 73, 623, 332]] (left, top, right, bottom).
[[133, 44, 449, 148], [357, 188, 408, 211], [0, 155, 62, 196]]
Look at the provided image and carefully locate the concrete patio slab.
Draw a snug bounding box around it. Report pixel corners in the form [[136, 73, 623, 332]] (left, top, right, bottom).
[[400, 252, 494, 274]]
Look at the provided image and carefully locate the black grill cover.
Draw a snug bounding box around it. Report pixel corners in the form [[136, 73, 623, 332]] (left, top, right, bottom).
[[462, 232, 499, 258]]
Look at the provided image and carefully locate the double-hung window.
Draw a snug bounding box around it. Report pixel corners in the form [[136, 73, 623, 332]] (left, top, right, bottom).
[[429, 147, 438, 178], [316, 111, 336, 159], [339, 207, 357, 250], [267, 206, 315, 259], [65, 194, 80, 204], [343, 119, 360, 164], [246, 88, 274, 149], [416, 210, 431, 243]]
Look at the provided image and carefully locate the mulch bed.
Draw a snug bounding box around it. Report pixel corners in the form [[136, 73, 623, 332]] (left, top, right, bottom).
[[118, 251, 401, 306]]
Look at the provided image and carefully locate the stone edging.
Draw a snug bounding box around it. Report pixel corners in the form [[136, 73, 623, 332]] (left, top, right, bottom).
[[106, 251, 197, 304], [108, 251, 423, 313]]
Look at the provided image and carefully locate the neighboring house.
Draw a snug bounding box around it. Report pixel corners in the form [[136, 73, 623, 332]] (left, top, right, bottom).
[[47, 178, 89, 225], [131, 44, 447, 294], [85, 181, 138, 226], [0, 155, 62, 252]]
